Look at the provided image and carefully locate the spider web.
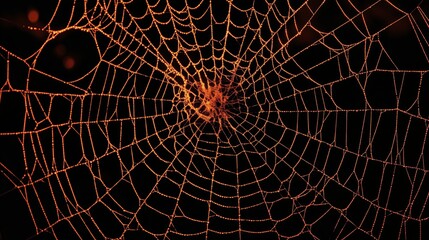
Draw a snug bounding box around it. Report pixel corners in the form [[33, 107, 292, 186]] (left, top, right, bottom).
[[1, 0, 429, 239]]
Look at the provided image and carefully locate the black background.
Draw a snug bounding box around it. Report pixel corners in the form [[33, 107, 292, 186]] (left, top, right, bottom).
[[1, 0, 429, 239]]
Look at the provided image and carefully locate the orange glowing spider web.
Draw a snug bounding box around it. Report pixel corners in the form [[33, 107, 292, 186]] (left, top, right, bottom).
[[0, 0, 429, 239]]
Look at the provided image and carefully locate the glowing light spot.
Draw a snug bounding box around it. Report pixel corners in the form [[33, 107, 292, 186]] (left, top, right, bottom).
[[63, 56, 75, 69], [28, 9, 39, 23]]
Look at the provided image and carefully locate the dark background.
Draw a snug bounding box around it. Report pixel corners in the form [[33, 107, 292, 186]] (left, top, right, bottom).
[[1, 0, 428, 239]]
